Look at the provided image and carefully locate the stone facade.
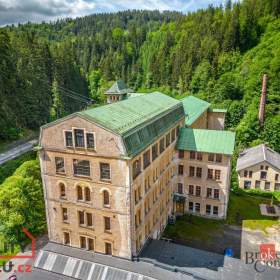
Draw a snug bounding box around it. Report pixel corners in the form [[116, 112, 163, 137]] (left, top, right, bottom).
[[174, 150, 231, 219], [39, 113, 184, 258], [207, 111, 225, 130], [237, 162, 280, 192], [39, 93, 233, 260]]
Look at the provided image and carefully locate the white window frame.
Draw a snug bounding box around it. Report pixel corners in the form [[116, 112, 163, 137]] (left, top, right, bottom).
[[63, 130, 74, 148]]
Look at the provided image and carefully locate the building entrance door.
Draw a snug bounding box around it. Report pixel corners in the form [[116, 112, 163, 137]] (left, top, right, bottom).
[[176, 201, 185, 214]]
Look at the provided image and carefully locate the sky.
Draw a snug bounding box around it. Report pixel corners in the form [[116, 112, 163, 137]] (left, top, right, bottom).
[[0, 0, 233, 26]]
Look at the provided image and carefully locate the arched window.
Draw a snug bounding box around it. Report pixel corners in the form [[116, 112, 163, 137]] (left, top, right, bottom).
[[77, 185, 83, 200], [103, 190, 110, 206], [60, 183, 66, 198], [85, 187, 91, 202]]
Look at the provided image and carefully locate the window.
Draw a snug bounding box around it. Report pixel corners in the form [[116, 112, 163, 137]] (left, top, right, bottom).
[[178, 150, 184, 159], [260, 165, 264, 170], [213, 206, 218, 216], [196, 167, 202, 178], [244, 180, 251, 189], [195, 186, 201, 197], [86, 213, 93, 227], [214, 189, 219, 199], [176, 125, 180, 137], [100, 163, 110, 180], [134, 189, 137, 204], [80, 236, 86, 249], [215, 154, 222, 163], [143, 150, 151, 169], [196, 152, 202, 161], [74, 129, 85, 148], [275, 183, 280, 191], [104, 217, 111, 231], [152, 144, 158, 161], [255, 180, 261, 189], [171, 129, 176, 142], [178, 183, 183, 194], [65, 131, 73, 147], [207, 188, 212, 198], [190, 151, 196, 160], [132, 159, 141, 179], [159, 138, 165, 153], [249, 171, 253, 178], [189, 202, 193, 211], [73, 160, 90, 177], [78, 211, 85, 225], [55, 157, 65, 174], [77, 186, 83, 200], [86, 133, 95, 149], [207, 169, 213, 179], [59, 183, 66, 199], [105, 242, 112, 255], [260, 171, 267, 180], [275, 174, 279, 181], [189, 185, 194, 195], [85, 187, 91, 201], [189, 166, 195, 177], [63, 232, 70, 245], [264, 182, 270, 190], [265, 166, 269, 170], [206, 205, 211, 215], [195, 203, 200, 213], [62, 208, 68, 222], [215, 170, 221, 180], [208, 153, 214, 162], [178, 165, 184, 175], [88, 238, 94, 251], [165, 133, 170, 147], [244, 170, 248, 177], [103, 190, 110, 206]]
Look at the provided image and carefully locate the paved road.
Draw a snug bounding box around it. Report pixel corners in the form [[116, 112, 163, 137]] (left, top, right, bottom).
[[0, 139, 38, 165]]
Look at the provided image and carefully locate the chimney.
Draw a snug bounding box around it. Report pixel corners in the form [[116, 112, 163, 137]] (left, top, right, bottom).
[[258, 74, 267, 126]]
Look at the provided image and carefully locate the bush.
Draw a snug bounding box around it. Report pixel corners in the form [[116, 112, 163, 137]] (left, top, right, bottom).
[[0, 151, 36, 184], [231, 187, 280, 202], [0, 159, 46, 243]]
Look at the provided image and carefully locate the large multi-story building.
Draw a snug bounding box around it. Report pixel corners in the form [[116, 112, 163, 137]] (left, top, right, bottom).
[[39, 88, 235, 259], [174, 128, 235, 219]]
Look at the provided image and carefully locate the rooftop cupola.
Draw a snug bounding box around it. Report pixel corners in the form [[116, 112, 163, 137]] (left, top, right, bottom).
[[105, 80, 133, 104]]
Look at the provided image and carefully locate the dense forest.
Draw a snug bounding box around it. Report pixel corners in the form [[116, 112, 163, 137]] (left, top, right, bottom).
[[0, 0, 280, 154]]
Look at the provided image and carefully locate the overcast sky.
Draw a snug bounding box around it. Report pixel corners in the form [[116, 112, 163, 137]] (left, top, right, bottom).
[[0, 0, 235, 26]]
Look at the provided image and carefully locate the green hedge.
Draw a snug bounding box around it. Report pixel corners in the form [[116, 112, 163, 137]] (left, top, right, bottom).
[[231, 187, 280, 202]]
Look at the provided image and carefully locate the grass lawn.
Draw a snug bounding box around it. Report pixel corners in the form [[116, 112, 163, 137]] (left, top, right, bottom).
[[163, 191, 280, 254], [227, 192, 279, 232], [164, 214, 224, 243]]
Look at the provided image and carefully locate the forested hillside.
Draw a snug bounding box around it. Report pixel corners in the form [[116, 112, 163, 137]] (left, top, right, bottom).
[[0, 0, 279, 153]]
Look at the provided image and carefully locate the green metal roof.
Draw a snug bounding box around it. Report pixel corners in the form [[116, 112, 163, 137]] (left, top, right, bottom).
[[79, 92, 184, 157], [176, 128, 235, 155], [181, 96, 210, 126], [105, 80, 133, 95]]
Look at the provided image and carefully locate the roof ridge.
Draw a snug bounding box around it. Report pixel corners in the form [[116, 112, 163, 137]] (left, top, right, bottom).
[[262, 144, 267, 161]]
